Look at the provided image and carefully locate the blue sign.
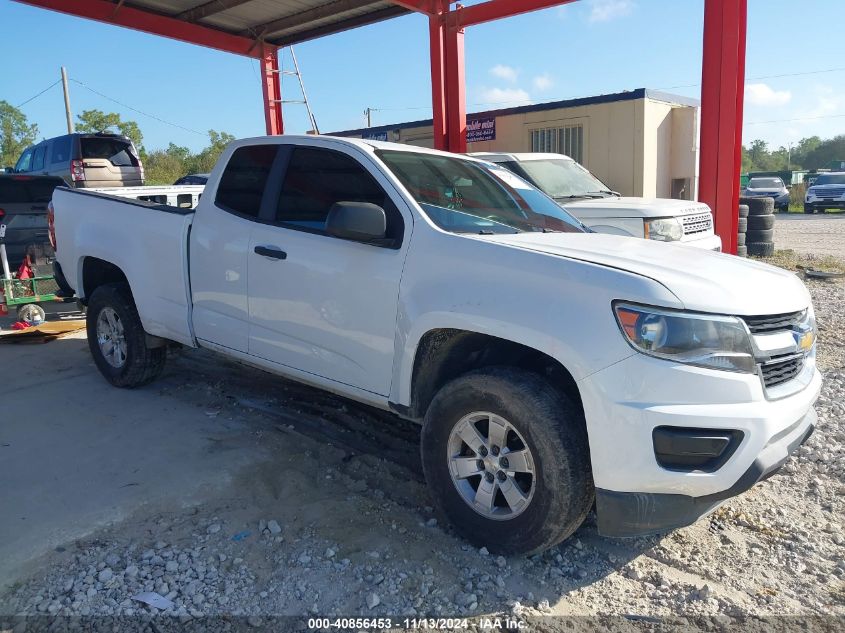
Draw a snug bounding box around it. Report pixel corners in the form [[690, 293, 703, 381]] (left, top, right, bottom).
[[364, 131, 388, 142], [467, 117, 496, 142]]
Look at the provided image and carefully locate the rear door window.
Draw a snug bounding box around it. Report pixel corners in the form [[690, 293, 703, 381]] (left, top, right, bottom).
[[215, 145, 279, 218], [50, 136, 71, 164], [80, 137, 140, 167], [32, 145, 46, 171]]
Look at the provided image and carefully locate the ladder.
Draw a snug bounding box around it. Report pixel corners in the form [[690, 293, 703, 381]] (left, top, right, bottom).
[[277, 46, 320, 135]]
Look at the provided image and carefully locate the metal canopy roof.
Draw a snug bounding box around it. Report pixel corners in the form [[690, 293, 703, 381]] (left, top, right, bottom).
[[117, 0, 410, 46]]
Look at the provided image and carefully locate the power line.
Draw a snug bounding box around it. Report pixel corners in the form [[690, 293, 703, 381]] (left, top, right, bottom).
[[745, 112, 845, 125], [657, 66, 845, 92], [70, 78, 207, 137], [16, 79, 61, 108]]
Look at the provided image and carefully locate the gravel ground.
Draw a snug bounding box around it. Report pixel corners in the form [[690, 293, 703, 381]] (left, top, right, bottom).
[[774, 213, 845, 259], [0, 275, 843, 627]]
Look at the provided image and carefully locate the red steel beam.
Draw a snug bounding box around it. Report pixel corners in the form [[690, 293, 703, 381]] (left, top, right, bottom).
[[444, 19, 466, 153], [260, 46, 284, 135], [13, 0, 263, 57], [699, 0, 745, 254], [457, 0, 578, 28], [429, 9, 448, 150]]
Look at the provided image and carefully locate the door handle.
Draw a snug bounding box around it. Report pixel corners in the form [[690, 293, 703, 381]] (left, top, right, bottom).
[[254, 245, 287, 260]]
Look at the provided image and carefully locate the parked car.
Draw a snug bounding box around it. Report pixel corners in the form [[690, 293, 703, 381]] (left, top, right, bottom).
[[470, 152, 721, 250], [0, 174, 64, 268], [14, 132, 144, 188], [51, 136, 819, 554], [741, 176, 790, 213], [174, 173, 209, 186], [804, 172, 845, 214]]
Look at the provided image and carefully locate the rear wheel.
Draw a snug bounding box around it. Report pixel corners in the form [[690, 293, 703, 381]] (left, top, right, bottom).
[[420, 367, 593, 555], [86, 283, 166, 388]]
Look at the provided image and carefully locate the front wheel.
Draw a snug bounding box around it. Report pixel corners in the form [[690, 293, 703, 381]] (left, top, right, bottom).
[[420, 367, 594, 555], [804, 204, 815, 214], [86, 283, 166, 388]]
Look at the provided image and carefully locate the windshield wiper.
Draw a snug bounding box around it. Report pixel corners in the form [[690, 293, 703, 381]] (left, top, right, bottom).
[[587, 190, 621, 197], [555, 194, 604, 200]]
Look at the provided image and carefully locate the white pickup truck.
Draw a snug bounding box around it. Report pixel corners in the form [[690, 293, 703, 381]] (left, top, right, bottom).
[[470, 152, 722, 250], [51, 135, 820, 554]]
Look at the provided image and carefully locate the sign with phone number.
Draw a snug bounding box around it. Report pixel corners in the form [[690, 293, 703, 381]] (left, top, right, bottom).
[[466, 117, 496, 142]]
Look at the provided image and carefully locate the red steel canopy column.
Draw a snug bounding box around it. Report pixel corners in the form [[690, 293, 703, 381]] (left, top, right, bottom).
[[698, 0, 747, 255]]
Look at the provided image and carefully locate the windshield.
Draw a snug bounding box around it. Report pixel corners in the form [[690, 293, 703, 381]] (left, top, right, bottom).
[[507, 158, 611, 199], [376, 150, 585, 235], [814, 174, 845, 186], [747, 177, 784, 188]]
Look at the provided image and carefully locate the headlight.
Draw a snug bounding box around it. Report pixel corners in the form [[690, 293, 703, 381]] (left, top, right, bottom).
[[644, 217, 683, 242], [614, 303, 756, 373]]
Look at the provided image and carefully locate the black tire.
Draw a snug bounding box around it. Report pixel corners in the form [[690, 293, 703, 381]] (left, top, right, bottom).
[[740, 197, 774, 215], [747, 214, 775, 230], [86, 283, 166, 388], [803, 204, 815, 214], [747, 241, 775, 257], [736, 245, 748, 257], [737, 217, 748, 233], [420, 366, 593, 555], [738, 204, 749, 218], [746, 228, 774, 242], [17, 303, 46, 325], [736, 232, 746, 246], [779, 204, 790, 214]]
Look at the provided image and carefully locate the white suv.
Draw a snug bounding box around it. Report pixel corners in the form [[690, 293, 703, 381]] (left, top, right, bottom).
[[471, 152, 721, 250], [804, 172, 845, 213]]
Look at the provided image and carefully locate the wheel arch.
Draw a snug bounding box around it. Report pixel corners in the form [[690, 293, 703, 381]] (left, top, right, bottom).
[[397, 328, 583, 423], [80, 257, 130, 304]]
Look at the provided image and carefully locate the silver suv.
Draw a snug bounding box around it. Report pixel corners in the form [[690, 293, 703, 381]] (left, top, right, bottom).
[[14, 132, 144, 188]]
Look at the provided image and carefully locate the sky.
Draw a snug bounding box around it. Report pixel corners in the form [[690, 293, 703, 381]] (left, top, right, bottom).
[[1, 0, 843, 153]]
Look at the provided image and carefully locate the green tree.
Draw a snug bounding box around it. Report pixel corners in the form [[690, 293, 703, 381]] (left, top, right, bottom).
[[187, 130, 235, 174], [76, 109, 144, 151], [0, 100, 38, 168], [803, 135, 845, 171]]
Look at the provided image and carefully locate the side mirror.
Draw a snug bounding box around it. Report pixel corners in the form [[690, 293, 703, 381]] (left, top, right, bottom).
[[326, 202, 387, 242]]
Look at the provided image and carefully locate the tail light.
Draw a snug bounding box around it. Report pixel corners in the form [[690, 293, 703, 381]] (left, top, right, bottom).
[[0, 208, 5, 219], [48, 201, 57, 250], [70, 159, 85, 182]]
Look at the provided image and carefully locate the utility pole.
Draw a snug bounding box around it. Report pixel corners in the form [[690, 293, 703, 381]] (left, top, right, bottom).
[[364, 107, 375, 128], [61, 67, 74, 133]]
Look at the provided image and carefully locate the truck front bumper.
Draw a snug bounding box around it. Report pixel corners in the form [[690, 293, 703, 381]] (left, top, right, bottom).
[[578, 352, 821, 537]]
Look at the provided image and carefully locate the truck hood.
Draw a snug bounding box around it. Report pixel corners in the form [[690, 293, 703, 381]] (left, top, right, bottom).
[[484, 232, 809, 315], [560, 196, 710, 219]]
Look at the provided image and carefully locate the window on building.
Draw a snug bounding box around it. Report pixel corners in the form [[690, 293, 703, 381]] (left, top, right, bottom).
[[529, 125, 584, 164]]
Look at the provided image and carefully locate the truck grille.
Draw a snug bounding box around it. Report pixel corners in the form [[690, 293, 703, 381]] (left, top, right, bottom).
[[815, 187, 845, 199], [741, 311, 804, 334], [760, 354, 804, 388], [681, 212, 713, 235]]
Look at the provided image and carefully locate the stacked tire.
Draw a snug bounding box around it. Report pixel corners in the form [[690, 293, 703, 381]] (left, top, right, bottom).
[[736, 204, 749, 256], [738, 197, 775, 257]]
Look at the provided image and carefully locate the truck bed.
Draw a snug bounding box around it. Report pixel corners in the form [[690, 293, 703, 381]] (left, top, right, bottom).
[[52, 187, 196, 346]]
